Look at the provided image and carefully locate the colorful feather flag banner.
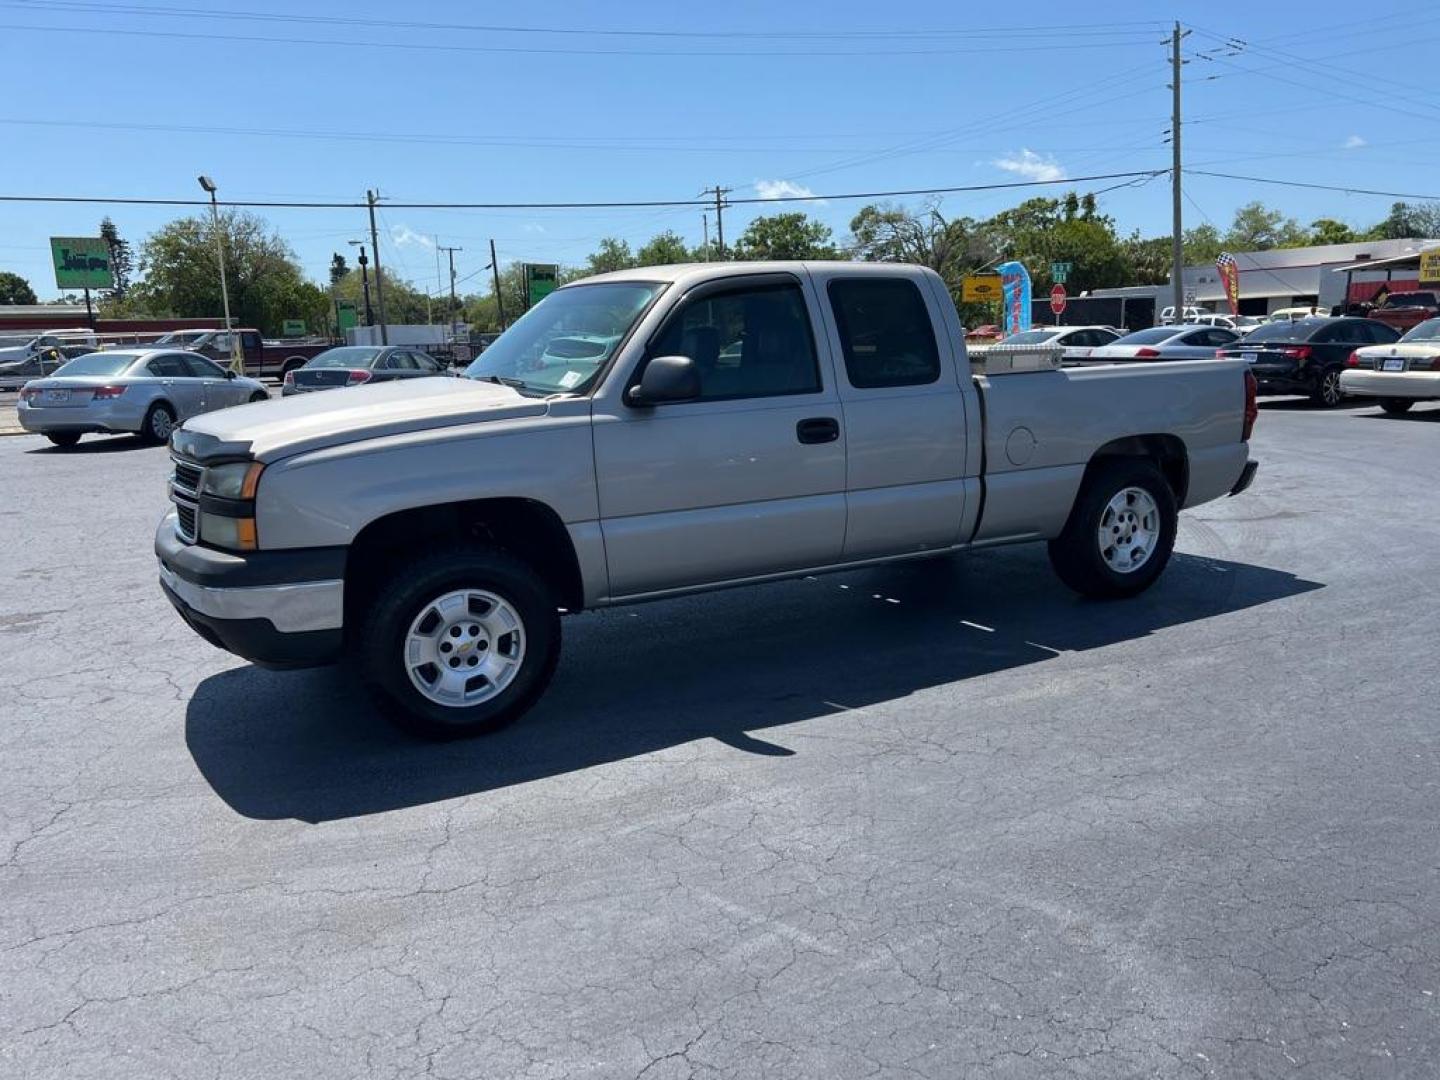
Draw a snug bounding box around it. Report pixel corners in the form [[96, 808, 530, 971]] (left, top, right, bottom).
[[1216, 252, 1240, 315], [996, 261, 1033, 335]]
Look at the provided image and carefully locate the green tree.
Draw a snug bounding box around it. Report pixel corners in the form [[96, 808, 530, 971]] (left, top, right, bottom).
[[586, 237, 635, 275], [1367, 201, 1440, 239], [732, 212, 837, 260], [1224, 201, 1309, 251], [983, 195, 1129, 293], [331, 266, 431, 325], [126, 211, 328, 335], [328, 252, 349, 287], [849, 202, 986, 277], [1182, 223, 1225, 265], [0, 270, 37, 304], [98, 216, 133, 299], [636, 230, 692, 266], [1309, 218, 1359, 246], [1121, 233, 1174, 286]]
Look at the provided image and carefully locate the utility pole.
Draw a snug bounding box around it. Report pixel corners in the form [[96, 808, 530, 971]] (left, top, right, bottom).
[[489, 238, 506, 330], [702, 213, 710, 261], [439, 245, 463, 340], [702, 185, 731, 258], [366, 189, 389, 344], [1170, 21, 1188, 324], [348, 240, 373, 327]]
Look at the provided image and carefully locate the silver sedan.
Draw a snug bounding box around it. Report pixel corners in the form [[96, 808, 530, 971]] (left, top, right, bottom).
[[17, 349, 269, 448], [1086, 324, 1241, 362]]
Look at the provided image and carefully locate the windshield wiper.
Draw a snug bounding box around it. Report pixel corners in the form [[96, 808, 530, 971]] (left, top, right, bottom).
[[475, 374, 529, 389]]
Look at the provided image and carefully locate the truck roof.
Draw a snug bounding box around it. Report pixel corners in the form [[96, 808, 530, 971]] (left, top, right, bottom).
[[575, 261, 932, 288]]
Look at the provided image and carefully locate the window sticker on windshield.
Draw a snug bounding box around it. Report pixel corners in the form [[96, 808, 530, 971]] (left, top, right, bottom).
[[557, 370, 583, 389]]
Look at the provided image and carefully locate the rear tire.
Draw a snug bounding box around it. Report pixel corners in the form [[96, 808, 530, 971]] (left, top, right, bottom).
[[1048, 459, 1178, 599], [140, 402, 176, 445], [356, 546, 561, 739], [249, 390, 269, 403], [1310, 367, 1345, 407], [1380, 398, 1413, 415], [45, 432, 81, 448]]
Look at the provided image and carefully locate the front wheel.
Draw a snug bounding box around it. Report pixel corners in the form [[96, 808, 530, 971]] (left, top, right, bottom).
[[1311, 367, 1345, 407], [1048, 460, 1178, 599], [1380, 398, 1413, 415], [356, 546, 561, 739], [248, 390, 269, 403], [45, 432, 81, 448], [141, 401, 176, 445]]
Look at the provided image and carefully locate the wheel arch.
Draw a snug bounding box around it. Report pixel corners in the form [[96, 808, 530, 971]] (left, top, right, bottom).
[[1084, 433, 1189, 507], [344, 497, 586, 627]]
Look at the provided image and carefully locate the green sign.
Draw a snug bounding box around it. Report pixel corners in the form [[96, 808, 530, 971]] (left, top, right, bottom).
[[281, 319, 307, 337], [336, 301, 358, 332], [50, 237, 114, 290], [1050, 260, 1072, 285], [524, 263, 559, 308]]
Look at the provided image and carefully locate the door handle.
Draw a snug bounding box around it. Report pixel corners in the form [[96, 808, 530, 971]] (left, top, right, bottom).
[[796, 417, 840, 444]]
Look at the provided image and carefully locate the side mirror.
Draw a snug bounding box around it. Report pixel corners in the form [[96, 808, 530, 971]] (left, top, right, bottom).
[[224, 369, 237, 380], [626, 355, 700, 407]]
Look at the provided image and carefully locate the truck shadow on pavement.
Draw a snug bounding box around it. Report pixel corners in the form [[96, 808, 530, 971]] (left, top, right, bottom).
[[186, 545, 1322, 822]]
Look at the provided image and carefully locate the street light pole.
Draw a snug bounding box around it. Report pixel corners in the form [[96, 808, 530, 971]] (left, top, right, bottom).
[[197, 175, 240, 373], [348, 240, 373, 330]]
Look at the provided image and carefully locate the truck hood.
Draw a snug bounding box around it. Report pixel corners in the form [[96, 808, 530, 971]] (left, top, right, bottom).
[[0, 346, 32, 363], [174, 376, 550, 462]]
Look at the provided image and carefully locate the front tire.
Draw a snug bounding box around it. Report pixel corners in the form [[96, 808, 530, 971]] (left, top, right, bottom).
[[141, 401, 176, 445], [1048, 460, 1178, 599], [248, 390, 269, 403], [1380, 398, 1413, 415], [1311, 367, 1345, 407], [356, 546, 561, 739], [45, 432, 81, 448]]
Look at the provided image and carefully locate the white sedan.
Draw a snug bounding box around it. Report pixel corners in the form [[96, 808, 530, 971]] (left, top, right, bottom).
[[1340, 317, 1440, 414], [17, 349, 269, 448], [996, 325, 1122, 360]]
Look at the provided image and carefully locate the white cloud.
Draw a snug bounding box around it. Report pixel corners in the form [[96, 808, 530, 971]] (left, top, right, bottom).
[[390, 225, 434, 249], [992, 149, 1067, 183], [1342, 134, 1367, 150], [754, 178, 823, 202]]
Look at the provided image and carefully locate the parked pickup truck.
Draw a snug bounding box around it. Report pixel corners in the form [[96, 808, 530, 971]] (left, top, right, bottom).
[[156, 262, 1260, 738], [1366, 290, 1440, 335], [182, 329, 334, 380]]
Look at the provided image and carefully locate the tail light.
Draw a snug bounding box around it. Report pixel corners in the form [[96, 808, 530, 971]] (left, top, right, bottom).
[[1215, 348, 1228, 359], [1345, 350, 1361, 368], [1242, 370, 1258, 441], [347, 369, 372, 384], [1280, 345, 1312, 361], [19, 387, 39, 401], [1134, 347, 1161, 359], [90, 385, 126, 400], [283, 369, 295, 386]]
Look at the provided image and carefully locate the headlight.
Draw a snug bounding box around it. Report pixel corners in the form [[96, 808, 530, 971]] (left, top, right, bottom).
[[200, 461, 264, 499]]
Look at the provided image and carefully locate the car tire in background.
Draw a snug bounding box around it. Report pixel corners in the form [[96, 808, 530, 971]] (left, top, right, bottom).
[[356, 546, 561, 740], [1380, 399, 1413, 415], [45, 432, 81, 449], [249, 391, 269, 403], [141, 402, 176, 445], [1048, 459, 1178, 599], [1311, 367, 1346, 408]]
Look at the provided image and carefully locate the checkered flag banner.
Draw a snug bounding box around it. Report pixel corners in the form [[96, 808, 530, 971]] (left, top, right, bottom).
[[1215, 252, 1240, 315]]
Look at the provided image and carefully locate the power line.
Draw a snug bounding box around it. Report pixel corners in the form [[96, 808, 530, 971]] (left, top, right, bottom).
[[1188, 170, 1440, 202], [0, 170, 1170, 211]]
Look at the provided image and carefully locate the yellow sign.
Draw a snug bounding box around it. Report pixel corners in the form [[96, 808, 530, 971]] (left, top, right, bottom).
[[1419, 249, 1440, 284], [962, 274, 1004, 303]]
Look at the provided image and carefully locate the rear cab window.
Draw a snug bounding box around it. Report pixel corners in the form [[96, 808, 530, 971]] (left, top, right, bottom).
[[827, 278, 940, 388]]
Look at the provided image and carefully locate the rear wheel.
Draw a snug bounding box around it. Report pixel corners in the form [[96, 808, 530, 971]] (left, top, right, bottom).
[[248, 390, 269, 403], [281, 359, 306, 378], [45, 432, 81, 448], [1048, 459, 1178, 599], [1311, 367, 1345, 407], [356, 546, 561, 739], [1380, 398, 1414, 415], [141, 401, 176, 445]]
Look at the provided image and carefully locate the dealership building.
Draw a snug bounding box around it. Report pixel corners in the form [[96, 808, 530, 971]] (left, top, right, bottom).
[[1090, 237, 1440, 316]]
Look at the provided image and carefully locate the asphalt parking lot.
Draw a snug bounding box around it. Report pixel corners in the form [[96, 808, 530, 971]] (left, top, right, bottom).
[[2, 400, 1438, 1079]]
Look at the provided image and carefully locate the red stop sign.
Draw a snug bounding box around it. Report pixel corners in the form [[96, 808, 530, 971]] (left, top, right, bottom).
[[1049, 284, 1067, 314]]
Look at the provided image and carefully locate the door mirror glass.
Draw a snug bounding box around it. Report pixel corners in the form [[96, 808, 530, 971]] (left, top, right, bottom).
[[224, 369, 237, 380], [627, 355, 701, 406]]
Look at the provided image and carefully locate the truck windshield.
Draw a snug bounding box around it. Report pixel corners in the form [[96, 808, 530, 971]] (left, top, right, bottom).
[[464, 282, 664, 393]]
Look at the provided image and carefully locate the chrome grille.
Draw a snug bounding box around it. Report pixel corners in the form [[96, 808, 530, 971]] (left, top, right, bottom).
[[169, 453, 201, 543]]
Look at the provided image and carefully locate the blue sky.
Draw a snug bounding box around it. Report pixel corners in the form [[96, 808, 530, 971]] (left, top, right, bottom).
[[1, 0, 1433, 301]]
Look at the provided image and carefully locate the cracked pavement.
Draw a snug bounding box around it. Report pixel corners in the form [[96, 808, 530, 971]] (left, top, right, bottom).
[[2, 401, 1438, 1078]]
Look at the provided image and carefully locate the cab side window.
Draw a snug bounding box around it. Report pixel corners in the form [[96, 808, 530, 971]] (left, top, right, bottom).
[[828, 278, 940, 388], [241, 332, 263, 351], [648, 281, 821, 401]]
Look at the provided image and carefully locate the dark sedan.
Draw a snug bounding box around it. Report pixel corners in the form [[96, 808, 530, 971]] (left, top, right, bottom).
[[282, 346, 447, 396], [1218, 317, 1400, 407]]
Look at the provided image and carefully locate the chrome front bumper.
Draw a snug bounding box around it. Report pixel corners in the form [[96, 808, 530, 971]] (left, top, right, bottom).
[[157, 559, 343, 633]]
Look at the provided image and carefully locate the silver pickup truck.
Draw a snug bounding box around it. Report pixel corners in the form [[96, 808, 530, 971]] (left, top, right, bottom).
[[157, 262, 1259, 738]]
